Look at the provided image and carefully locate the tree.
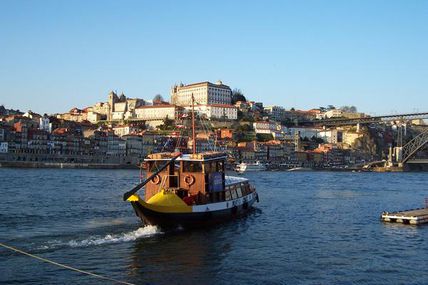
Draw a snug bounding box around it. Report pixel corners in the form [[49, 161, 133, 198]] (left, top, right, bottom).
[[232, 89, 247, 104], [256, 133, 274, 142], [281, 118, 294, 127], [158, 115, 175, 130], [153, 94, 165, 105], [237, 110, 244, 120], [237, 123, 254, 132], [327, 105, 336, 110], [340, 105, 358, 113]]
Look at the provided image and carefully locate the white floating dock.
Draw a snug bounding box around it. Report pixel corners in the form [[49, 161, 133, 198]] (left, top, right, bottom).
[[381, 208, 428, 225]]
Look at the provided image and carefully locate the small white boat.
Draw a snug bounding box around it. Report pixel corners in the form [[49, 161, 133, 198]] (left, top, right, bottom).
[[235, 161, 266, 173], [286, 167, 312, 172]]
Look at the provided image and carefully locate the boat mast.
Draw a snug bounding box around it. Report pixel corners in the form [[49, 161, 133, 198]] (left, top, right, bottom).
[[191, 93, 196, 154]]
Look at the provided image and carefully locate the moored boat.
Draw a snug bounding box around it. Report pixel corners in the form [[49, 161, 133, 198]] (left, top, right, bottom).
[[235, 161, 266, 173]]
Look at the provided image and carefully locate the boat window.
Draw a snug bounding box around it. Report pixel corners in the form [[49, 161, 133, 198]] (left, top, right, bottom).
[[240, 183, 247, 195], [231, 189, 237, 200], [225, 190, 231, 201], [236, 187, 242, 198], [203, 162, 215, 173], [216, 161, 224, 172], [239, 184, 244, 195], [183, 161, 202, 172], [149, 161, 162, 172], [169, 175, 179, 188]]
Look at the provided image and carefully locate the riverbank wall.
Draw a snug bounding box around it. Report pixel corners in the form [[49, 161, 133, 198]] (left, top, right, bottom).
[[0, 161, 138, 169]]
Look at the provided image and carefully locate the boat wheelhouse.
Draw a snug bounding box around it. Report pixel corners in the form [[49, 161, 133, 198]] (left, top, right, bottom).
[[125, 151, 259, 228]]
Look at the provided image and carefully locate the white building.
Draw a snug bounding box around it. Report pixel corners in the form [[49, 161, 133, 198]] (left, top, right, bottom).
[[184, 104, 238, 120], [91, 102, 110, 116], [113, 125, 139, 137], [342, 131, 362, 146], [134, 105, 178, 121], [111, 111, 125, 121], [253, 121, 287, 140], [87, 111, 103, 123], [253, 121, 278, 134], [39, 116, 52, 133], [264, 105, 286, 122], [288, 127, 320, 139], [318, 129, 342, 144], [171, 81, 232, 106], [107, 91, 146, 121], [323, 109, 343, 119]]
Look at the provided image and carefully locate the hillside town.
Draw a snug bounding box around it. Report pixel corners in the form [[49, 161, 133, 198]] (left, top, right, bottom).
[[0, 80, 426, 170]]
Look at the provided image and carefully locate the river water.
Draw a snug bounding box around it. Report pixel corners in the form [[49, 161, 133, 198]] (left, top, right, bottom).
[[0, 169, 427, 285]]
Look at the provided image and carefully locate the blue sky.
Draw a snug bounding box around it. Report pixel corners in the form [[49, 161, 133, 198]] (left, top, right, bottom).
[[0, 0, 427, 115]]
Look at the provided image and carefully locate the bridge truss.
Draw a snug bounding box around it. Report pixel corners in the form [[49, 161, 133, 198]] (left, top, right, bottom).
[[401, 128, 428, 164], [306, 112, 428, 127]]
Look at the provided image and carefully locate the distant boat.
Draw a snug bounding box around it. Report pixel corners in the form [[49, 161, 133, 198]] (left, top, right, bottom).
[[235, 161, 267, 173], [286, 167, 312, 172]]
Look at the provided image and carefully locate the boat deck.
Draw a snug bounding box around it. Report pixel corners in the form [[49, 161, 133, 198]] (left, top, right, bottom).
[[381, 208, 428, 225]]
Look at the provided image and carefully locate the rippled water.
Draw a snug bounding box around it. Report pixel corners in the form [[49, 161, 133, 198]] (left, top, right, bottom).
[[1, 169, 428, 284]]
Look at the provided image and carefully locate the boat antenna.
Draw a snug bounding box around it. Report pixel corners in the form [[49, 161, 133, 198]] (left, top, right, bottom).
[[191, 93, 196, 154]]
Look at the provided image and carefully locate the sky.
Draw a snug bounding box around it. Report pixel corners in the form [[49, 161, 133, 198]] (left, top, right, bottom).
[[0, 0, 427, 115]]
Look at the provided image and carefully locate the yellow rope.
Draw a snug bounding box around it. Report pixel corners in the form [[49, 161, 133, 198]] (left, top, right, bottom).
[[0, 242, 135, 285]]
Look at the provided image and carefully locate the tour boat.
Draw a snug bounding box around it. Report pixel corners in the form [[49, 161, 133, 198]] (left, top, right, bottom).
[[124, 152, 259, 228], [123, 95, 259, 228], [235, 161, 267, 173]]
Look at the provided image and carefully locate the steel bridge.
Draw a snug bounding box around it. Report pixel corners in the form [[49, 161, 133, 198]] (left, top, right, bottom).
[[300, 112, 428, 127], [400, 128, 428, 164]]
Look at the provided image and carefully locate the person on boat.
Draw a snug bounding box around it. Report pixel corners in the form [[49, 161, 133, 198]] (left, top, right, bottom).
[[183, 193, 195, 206]]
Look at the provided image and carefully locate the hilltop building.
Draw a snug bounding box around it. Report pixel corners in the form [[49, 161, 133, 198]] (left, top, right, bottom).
[[107, 91, 146, 121], [56, 91, 146, 123], [171, 81, 232, 106], [253, 121, 288, 140], [264, 105, 286, 122]]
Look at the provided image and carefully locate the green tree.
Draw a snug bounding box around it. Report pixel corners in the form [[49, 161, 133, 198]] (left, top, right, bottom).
[[153, 94, 165, 105], [158, 116, 175, 130], [340, 106, 358, 113], [232, 89, 247, 104], [256, 133, 273, 142]]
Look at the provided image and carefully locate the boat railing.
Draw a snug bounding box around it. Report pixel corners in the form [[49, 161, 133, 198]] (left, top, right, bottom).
[[155, 174, 180, 195], [158, 175, 168, 193]]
